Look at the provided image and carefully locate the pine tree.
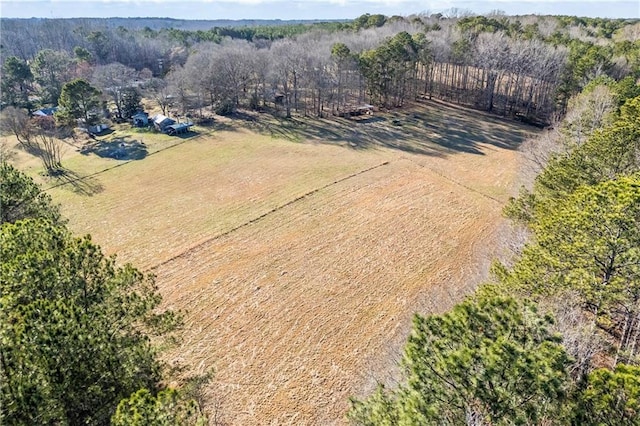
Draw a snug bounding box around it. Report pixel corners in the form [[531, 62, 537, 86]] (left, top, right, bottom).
[[349, 290, 571, 425]]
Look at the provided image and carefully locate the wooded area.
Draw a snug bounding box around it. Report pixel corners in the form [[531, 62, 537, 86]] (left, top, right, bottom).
[[2, 13, 639, 127]]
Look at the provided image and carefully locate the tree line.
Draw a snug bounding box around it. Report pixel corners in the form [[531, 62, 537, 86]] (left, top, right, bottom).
[[348, 74, 640, 425], [2, 14, 638, 127]]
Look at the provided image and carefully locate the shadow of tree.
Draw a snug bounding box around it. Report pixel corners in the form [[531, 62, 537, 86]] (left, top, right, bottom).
[[173, 130, 199, 140], [20, 143, 46, 158], [228, 111, 258, 122], [194, 118, 235, 133], [51, 168, 104, 196], [81, 137, 148, 160], [93, 128, 114, 137], [235, 99, 533, 158]]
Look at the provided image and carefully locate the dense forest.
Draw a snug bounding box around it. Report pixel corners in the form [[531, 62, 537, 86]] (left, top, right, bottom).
[[1, 11, 640, 425]]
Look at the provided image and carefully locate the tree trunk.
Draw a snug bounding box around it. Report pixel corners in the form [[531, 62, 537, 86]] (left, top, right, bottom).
[[486, 72, 497, 112]]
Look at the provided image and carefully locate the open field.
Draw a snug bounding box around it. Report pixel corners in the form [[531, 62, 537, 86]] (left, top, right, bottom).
[[5, 100, 534, 424]]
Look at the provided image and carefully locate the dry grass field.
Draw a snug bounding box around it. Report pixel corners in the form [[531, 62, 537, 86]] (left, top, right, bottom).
[[5, 99, 534, 425]]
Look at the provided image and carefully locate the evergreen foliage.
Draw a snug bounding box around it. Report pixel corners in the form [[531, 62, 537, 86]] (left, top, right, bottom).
[[0, 162, 63, 225], [577, 364, 640, 425], [349, 292, 571, 425], [505, 94, 640, 225], [111, 388, 207, 426], [0, 166, 184, 425], [1, 57, 34, 112], [358, 32, 420, 107], [502, 174, 640, 360], [121, 87, 143, 120], [57, 78, 102, 126], [0, 219, 176, 424], [31, 49, 74, 106]]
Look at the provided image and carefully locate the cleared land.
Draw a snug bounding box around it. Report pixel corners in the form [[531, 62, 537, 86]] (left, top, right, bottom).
[[8, 100, 534, 424]]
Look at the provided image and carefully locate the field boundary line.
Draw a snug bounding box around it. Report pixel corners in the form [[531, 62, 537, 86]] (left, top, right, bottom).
[[149, 160, 391, 271], [399, 156, 503, 204], [43, 130, 214, 192]]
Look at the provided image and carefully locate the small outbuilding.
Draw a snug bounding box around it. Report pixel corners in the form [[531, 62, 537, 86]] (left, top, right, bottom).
[[88, 123, 110, 134], [336, 104, 375, 118], [151, 114, 176, 132], [357, 104, 375, 115], [132, 111, 149, 127], [166, 122, 194, 136], [32, 107, 59, 117]]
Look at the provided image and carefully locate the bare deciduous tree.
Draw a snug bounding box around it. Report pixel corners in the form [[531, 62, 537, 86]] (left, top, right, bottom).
[[544, 294, 608, 378], [0, 107, 35, 146], [165, 65, 191, 116], [30, 116, 67, 174], [144, 77, 172, 115], [0, 110, 66, 175], [92, 62, 138, 119], [562, 83, 617, 147], [32, 49, 75, 105]]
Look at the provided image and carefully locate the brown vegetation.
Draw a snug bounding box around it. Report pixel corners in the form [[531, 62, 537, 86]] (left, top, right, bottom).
[[35, 101, 534, 424]]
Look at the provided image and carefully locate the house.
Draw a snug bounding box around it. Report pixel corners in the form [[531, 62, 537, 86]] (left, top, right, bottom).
[[132, 111, 149, 127], [166, 122, 193, 136], [151, 114, 176, 132]]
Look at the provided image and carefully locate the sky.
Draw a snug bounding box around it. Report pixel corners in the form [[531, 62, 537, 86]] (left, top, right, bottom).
[[0, 0, 638, 20]]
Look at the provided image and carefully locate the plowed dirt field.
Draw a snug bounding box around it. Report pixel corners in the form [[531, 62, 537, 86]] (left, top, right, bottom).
[[43, 100, 534, 425]]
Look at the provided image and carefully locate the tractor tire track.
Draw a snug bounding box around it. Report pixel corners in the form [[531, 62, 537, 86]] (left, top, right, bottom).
[[398, 155, 504, 204], [149, 160, 391, 272]]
